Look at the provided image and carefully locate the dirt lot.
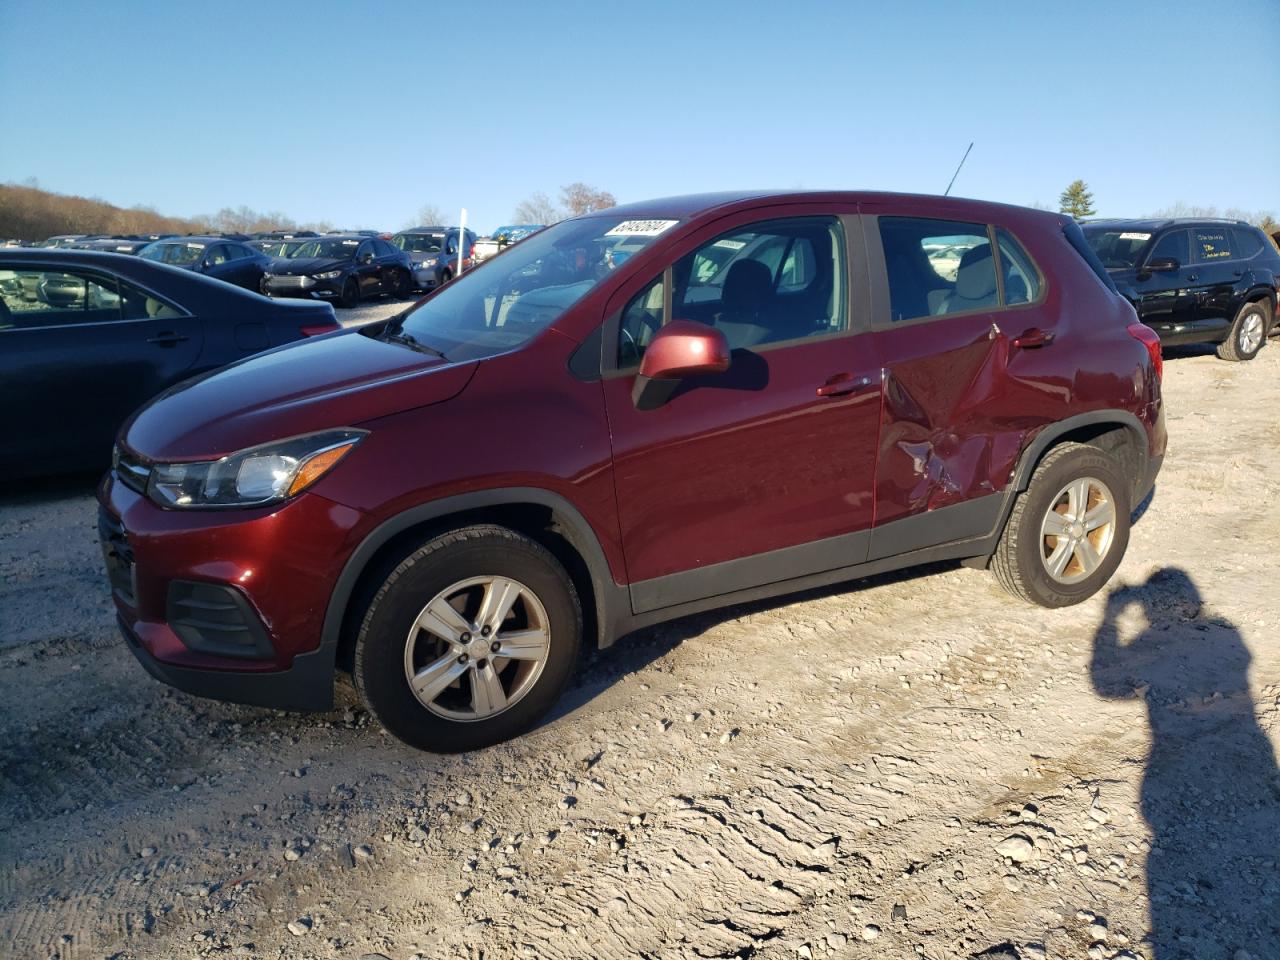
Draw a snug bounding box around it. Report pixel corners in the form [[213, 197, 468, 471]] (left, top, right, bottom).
[[2, 336, 1278, 960]]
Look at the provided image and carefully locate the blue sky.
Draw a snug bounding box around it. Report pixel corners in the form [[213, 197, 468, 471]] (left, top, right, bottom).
[[1, 0, 1276, 233]]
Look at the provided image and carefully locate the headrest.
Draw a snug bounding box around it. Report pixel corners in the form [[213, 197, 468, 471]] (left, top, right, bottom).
[[955, 244, 996, 300]]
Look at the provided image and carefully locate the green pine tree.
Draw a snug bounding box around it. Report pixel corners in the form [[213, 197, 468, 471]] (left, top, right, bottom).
[[1059, 180, 1097, 219]]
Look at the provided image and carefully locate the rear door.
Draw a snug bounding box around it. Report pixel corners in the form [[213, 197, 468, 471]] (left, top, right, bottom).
[[601, 208, 882, 613], [0, 263, 203, 472], [860, 205, 1052, 557], [1188, 225, 1241, 337]]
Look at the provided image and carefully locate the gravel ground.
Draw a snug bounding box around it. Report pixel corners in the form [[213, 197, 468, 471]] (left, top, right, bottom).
[[1, 340, 1278, 960]]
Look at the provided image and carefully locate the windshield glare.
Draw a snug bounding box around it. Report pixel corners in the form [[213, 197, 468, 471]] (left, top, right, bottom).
[[1082, 227, 1153, 269], [393, 215, 679, 362], [291, 239, 360, 259], [393, 234, 443, 254], [140, 242, 205, 265]]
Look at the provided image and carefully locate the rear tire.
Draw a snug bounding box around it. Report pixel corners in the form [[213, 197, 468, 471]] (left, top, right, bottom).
[[1216, 300, 1267, 361], [991, 442, 1130, 608], [339, 277, 360, 309], [392, 268, 413, 298], [353, 525, 582, 752]]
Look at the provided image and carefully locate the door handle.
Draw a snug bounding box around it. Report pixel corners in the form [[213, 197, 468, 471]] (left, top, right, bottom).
[[1186, 274, 1198, 281], [1012, 328, 1055, 349], [816, 373, 875, 397], [146, 332, 189, 347], [1232, 270, 1243, 278]]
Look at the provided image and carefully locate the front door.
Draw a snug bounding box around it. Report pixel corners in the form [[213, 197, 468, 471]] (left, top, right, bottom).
[[1187, 225, 1241, 338], [601, 211, 881, 614]]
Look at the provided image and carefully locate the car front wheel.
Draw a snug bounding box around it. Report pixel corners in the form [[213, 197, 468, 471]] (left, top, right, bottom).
[[339, 277, 360, 309], [353, 525, 582, 752], [991, 442, 1131, 608]]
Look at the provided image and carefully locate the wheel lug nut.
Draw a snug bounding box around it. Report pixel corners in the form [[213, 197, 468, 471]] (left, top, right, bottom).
[[457, 653, 469, 664], [490, 641, 501, 653], [460, 632, 472, 644], [481, 626, 492, 637]]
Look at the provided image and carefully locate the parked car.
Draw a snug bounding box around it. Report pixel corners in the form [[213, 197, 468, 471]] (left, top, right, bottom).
[[261, 234, 414, 307], [1082, 219, 1279, 360], [249, 238, 309, 260], [1, 249, 339, 477], [100, 191, 1165, 752], [39, 234, 87, 248], [474, 224, 545, 261], [390, 226, 477, 290], [137, 237, 274, 293], [72, 237, 152, 255]]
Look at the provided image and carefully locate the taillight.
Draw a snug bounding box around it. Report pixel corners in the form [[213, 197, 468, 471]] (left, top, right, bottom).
[[300, 323, 338, 337], [1126, 322, 1162, 381], [469, 244, 476, 258]]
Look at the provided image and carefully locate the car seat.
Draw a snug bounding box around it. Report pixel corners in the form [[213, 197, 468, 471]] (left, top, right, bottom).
[[940, 244, 998, 313], [715, 259, 774, 347]]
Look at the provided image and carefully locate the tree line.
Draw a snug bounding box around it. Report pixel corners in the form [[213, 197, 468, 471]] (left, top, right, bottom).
[[0, 180, 336, 243], [1057, 179, 1277, 233]]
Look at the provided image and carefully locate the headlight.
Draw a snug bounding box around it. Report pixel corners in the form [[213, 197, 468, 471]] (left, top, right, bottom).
[[313, 270, 343, 280], [147, 429, 366, 509]]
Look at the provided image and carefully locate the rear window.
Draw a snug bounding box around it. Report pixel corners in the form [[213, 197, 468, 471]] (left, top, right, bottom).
[[1192, 227, 1232, 262], [1064, 222, 1119, 294]]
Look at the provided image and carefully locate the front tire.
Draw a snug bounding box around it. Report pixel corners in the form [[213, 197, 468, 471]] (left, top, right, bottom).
[[392, 268, 413, 298], [339, 277, 360, 309], [1216, 300, 1267, 361], [991, 442, 1130, 608], [353, 525, 582, 752]]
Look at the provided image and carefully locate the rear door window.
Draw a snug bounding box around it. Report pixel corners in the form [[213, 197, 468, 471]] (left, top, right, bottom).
[[879, 217, 994, 321], [1192, 227, 1233, 263], [0, 267, 122, 329]]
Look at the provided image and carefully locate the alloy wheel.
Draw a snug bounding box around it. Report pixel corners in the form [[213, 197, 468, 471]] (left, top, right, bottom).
[[402, 576, 550, 721], [1038, 476, 1117, 584], [1239, 312, 1264, 354]]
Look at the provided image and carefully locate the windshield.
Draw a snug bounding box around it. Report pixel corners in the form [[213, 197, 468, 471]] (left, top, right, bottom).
[[393, 233, 444, 254], [1082, 227, 1153, 269], [389, 215, 680, 362], [290, 238, 360, 259], [139, 241, 205, 265]]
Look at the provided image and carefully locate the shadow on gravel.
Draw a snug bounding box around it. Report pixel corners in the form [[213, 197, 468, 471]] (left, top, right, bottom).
[[551, 560, 960, 723], [1091, 568, 1280, 958]]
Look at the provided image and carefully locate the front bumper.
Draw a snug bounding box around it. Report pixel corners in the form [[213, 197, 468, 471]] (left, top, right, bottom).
[[98, 472, 367, 712], [262, 275, 342, 300], [411, 265, 440, 289]]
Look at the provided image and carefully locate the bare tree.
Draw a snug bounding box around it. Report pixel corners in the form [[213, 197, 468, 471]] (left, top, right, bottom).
[[412, 204, 446, 228], [560, 182, 616, 217], [513, 191, 561, 225]]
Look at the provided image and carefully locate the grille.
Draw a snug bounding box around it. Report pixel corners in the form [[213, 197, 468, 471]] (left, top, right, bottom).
[[267, 275, 312, 288]]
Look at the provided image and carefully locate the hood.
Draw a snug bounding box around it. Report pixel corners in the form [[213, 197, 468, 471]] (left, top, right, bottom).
[[124, 330, 477, 461], [270, 257, 346, 275]]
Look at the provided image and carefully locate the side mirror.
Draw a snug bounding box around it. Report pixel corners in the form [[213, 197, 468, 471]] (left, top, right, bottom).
[[632, 320, 731, 410], [360, 253, 374, 264], [1144, 257, 1179, 273]]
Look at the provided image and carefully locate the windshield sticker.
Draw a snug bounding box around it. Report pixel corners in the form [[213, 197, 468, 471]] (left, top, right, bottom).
[[605, 219, 679, 238], [712, 239, 747, 250], [1118, 232, 1151, 241]]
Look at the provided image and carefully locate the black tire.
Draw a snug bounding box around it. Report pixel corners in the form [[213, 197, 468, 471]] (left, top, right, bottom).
[[991, 442, 1131, 608], [393, 268, 413, 298], [1216, 300, 1268, 361], [339, 277, 360, 309], [353, 525, 582, 752], [439, 268, 453, 286]]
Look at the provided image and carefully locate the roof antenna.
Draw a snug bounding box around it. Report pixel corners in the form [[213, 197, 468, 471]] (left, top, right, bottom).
[[944, 142, 974, 197]]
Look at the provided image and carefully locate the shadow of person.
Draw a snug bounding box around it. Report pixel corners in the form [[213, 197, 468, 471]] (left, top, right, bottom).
[[1091, 568, 1280, 958]]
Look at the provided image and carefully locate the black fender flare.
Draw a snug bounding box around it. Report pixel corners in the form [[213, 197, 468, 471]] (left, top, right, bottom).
[[318, 487, 625, 673]]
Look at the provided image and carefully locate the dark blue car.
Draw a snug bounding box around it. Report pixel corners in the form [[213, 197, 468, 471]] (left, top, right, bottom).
[[137, 237, 274, 292]]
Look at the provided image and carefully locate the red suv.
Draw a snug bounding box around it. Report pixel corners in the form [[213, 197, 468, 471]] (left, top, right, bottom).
[[99, 191, 1166, 752]]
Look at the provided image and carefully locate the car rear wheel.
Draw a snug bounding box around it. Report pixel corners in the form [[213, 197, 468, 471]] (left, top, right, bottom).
[[339, 277, 360, 309], [353, 525, 582, 752], [1216, 301, 1268, 361], [991, 442, 1130, 608]]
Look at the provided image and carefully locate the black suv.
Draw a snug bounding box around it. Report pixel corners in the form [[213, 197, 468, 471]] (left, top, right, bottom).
[[261, 235, 413, 308], [1083, 219, 1278, 360]]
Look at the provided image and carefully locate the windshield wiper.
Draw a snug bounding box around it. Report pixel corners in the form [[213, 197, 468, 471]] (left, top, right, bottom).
[[383, 329, 447, 360]]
